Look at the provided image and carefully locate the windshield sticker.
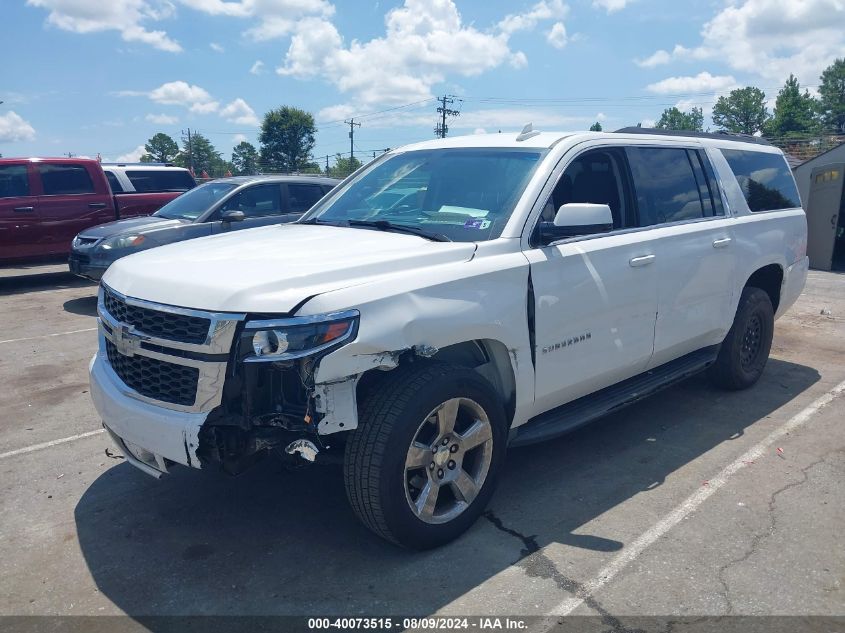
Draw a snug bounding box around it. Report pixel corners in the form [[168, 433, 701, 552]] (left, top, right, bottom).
[[464, 218, 492, 230]]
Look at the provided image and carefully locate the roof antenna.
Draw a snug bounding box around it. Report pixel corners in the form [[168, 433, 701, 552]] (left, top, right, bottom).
[[516, 123, 541, 142]]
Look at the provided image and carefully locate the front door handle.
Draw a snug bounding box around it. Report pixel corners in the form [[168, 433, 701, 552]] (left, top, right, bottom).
[[629, 254, 656, 267], [713, 237, 732, 248], [13, 206, 34, 213], [88, 202, 107, 209]]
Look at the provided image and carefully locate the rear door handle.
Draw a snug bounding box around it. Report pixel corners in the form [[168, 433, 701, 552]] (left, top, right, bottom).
[[713, 237, 732, 248], [13, 206, 34, 213], [88, 202, 107, 209], [629, 254, 655, 267]]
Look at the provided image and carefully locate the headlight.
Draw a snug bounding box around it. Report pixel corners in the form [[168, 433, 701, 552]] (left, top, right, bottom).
[[100, 234, 146, 250], [242, 310, 359, 362]]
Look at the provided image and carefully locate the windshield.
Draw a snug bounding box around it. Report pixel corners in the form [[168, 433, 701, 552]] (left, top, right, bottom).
[[154, 182, 238, 220], [304, 148, 547, 242]]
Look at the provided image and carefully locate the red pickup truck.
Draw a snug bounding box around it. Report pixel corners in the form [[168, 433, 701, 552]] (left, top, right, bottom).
[[0, 158, 195, 264]]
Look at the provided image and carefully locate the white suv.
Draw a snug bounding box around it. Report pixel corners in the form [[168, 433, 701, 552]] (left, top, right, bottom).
[[89, 128, 808, 548]]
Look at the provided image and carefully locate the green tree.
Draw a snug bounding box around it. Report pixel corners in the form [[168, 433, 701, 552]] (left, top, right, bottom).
[[589, 121, 603, 131], [712, 87, 769, 134], [655, 106, 704, 131], [327, 155, 362, 178], [142, 132, 179, 163], [818, 58, 845, 132], [764, 74, 819, 139], [175, 132, 226, 176], [231, 141, 259, 175], [259, 106, 316, 172]]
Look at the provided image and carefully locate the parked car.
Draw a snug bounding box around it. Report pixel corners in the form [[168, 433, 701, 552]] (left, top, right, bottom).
[[89, 128, 808, 549], [100, 163, 196, 218], [0, 158, 194, 264], [69, 175, 339, 280]]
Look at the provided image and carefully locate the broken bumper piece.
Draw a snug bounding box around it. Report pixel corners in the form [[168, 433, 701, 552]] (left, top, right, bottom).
[[89, 353, 206, 477]]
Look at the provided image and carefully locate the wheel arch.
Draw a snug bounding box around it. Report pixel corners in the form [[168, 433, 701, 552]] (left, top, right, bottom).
[[356, 338, 517, 428], [744, 263, 784, 313]]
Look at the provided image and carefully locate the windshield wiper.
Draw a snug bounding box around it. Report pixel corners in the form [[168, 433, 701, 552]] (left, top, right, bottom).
[[346, 219, 451, 242], [298, 217, 340, 226]]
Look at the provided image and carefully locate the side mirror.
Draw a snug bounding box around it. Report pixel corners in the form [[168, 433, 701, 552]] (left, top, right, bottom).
[[538, 203, 614, 245], [221, 209, 245, 223]]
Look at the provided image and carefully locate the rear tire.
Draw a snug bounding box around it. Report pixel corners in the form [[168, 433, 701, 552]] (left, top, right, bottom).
[[344, 362, 506, 549], [708, 287, 774, 390]]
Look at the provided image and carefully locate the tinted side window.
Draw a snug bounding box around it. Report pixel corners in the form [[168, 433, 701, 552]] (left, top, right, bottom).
[[626, 147, 704, 226], [125, 170, 195, 192], [104, 171, 124, 193], [0, 165, 30, 198], [287, 183, 325, 213], [721, 149, 800, 212], [222, 184, 282, 218], [38, 164, 95, 195]]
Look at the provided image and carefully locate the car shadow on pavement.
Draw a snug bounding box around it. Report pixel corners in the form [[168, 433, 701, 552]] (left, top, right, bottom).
[[74, 358, 819, 620], [0, 271, 94, 296], [63, 296, 99, 317]]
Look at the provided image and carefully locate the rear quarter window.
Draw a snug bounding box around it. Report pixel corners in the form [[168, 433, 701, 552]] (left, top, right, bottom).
[[721, 149, 800, 212], [125, 170, 196, 193]]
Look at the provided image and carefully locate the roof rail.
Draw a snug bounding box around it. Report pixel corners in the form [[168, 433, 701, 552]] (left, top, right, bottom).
[[613, 127, 772, 146], [101, 162, 177, 167]]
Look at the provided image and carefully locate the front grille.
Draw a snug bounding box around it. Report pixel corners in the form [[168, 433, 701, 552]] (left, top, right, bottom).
[[103, 286, 210, 344], [106, 340, 199, 406], [74, 237, 98, 247]]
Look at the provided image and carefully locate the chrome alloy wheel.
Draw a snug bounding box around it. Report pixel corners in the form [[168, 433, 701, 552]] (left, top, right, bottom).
[[403, 397, 494, 525]]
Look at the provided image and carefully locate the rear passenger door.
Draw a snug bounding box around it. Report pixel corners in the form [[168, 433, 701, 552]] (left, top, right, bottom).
[[625, 146, 736, 367], [0, 162, 41, 261], [36, 162, 113, 255]]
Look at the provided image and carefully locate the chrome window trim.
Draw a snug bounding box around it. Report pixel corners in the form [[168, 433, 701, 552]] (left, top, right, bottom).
[[541, 214, 731, 248]]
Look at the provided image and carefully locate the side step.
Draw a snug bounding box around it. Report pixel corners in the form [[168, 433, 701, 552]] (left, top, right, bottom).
[[509, 346, 719, 448]]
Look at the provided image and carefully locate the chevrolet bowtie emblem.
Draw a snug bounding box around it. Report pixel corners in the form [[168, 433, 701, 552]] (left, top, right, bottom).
[[115, 324, 140, 357]]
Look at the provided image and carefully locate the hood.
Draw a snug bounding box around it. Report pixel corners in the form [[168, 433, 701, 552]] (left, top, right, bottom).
[[103, 224, 477, 313], [80, 216, 183, 239]]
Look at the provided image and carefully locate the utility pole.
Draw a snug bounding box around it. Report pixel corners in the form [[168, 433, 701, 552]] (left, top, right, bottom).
[[181, 128, 194, 173], [435, 95, 461, 138], [344, 119, 361, 161]]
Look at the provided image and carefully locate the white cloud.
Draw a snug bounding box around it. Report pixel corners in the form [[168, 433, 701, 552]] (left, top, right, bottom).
[[592, 0, 628, 12], [250, 60, 265, 74], [280, 0, 568, 113], [635, 49, 671, 68], [641, 0, 845, 85], [0, 111, 36, 143], [182, 0, 335, 40], [546, 22, 567, 49], [209, 42, 224, 52], [220, 98, 260, 126], [149, 80, 214, 105], [498, 0, 568, 35], [232, 133, 248, 146], [26, 0, 181, 52], [646, 72, 737, 94], [115, 144, 147, 162], [145, 113, 179, 125]]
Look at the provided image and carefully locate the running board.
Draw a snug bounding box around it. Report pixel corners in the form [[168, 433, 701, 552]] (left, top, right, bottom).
[[510, 346, 719, 448]]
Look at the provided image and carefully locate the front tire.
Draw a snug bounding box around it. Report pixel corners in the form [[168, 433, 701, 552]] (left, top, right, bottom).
[[344, 362, 506, 549], [708, 287, 774, 390]]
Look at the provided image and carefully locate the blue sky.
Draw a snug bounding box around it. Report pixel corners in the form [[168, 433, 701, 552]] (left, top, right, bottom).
[[1, 0, 843, 166]]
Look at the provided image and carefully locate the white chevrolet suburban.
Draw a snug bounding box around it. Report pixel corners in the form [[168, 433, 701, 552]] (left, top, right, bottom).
[[89, 127, 808, 549]]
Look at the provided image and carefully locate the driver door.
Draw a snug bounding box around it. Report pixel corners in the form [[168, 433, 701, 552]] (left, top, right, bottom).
[[212, 183, 290, 233], [522, 147, 659, 413]]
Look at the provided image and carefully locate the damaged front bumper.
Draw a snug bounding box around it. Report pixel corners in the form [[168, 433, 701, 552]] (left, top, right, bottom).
[[89, 352, 207, 476]]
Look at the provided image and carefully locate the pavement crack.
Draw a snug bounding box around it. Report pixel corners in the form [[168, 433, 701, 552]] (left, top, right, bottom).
[[482, 511, 643, 633], [715, 451, 839, 614]]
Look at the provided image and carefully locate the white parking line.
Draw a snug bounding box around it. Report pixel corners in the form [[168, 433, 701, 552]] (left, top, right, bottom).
[[0, 429, 105, 460], [0, 327, 97, 345], [550, 377, 845, 616]]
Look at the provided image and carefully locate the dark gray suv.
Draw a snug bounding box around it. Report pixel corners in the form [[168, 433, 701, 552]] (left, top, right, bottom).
[[69, 175, 339, 281]]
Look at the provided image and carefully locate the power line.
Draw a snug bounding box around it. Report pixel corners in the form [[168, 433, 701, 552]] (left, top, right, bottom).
[[344, 118, 361, 161]]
